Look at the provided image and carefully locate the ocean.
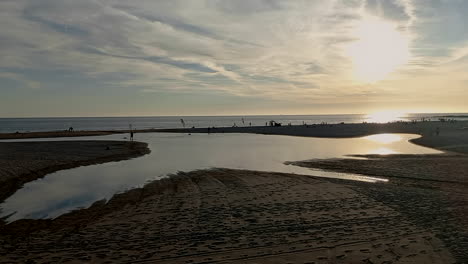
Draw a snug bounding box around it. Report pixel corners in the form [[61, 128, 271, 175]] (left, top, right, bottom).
[[0, 113, 467, 133]]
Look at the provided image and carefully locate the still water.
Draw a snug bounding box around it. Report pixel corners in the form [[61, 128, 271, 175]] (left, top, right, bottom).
[[0, 133, 441, 222]]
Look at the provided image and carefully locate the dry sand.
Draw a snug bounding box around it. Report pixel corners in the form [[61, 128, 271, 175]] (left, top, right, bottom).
[[0, 169, 455, 263]]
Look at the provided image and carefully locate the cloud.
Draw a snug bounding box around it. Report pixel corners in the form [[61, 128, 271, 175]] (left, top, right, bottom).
[[1, 0, 468, 116], [80, 47, 218, 73], [0, 72, 40, 89], [209, 0, 285, 14], [0, 1, 367, 97], [23, 7, 90, 37], [365, 0, 411, 22]]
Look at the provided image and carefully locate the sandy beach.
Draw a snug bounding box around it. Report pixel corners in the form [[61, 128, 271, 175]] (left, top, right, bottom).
[[0, 121, 467, 263], [170, 120, 468, 154], [2, 120, 467, 153], [290, 154, 468, 262], [0, 169, 456, 263]]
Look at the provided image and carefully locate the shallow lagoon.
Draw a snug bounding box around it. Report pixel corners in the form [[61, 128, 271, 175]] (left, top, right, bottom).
[[1, 132, 440, 221]]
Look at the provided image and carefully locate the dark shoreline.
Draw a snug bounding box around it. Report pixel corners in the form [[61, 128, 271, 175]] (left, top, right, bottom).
[[2, 120, 468, 154]]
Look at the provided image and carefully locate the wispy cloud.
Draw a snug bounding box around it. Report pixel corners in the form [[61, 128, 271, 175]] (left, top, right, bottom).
[[1, 0, 468, 116]]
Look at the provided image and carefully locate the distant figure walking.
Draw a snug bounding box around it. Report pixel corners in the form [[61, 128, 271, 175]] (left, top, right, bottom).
[[129, 124, 134, 141], [180, 118, 185, 128], [436, 127, 440, 136]]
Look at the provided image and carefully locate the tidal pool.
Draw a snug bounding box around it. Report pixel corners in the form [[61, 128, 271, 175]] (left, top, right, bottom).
[[0, 132, 440, 222]]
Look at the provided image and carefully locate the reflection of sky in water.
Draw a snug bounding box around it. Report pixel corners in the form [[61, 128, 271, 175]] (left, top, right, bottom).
[[0, 133, 441, 222]]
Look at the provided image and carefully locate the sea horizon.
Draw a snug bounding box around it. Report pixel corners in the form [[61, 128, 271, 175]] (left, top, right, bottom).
[[1, 111, 468, 119]]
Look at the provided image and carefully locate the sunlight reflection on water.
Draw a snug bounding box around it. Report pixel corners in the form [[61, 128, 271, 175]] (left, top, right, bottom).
[[364, 134, 402, 144], [370, 147, 399, 155]]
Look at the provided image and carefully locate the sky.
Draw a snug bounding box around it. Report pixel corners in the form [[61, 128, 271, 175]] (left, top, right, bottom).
[[1, 0, 468, 117]]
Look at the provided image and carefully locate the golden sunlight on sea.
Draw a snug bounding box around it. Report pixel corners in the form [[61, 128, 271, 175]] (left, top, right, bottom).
[[365, 110, 407, 123]]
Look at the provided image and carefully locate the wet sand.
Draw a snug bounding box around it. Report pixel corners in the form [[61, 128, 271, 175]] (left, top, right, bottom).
[[0, 169, 455, 263], [0, 141, 150, 205], [290, 154, 468, 262], [0, 130, 117, 140]]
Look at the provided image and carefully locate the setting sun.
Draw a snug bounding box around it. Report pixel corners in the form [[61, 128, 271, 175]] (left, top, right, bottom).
[[346, 16, 410, 82]]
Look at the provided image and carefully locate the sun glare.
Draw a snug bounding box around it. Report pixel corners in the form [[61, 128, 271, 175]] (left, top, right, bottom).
[[346, 16, 410, 82], [366, 110, 407, 123]]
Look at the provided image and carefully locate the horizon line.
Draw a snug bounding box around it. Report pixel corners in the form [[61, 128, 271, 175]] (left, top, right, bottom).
[[1, 112, 468, 119]]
